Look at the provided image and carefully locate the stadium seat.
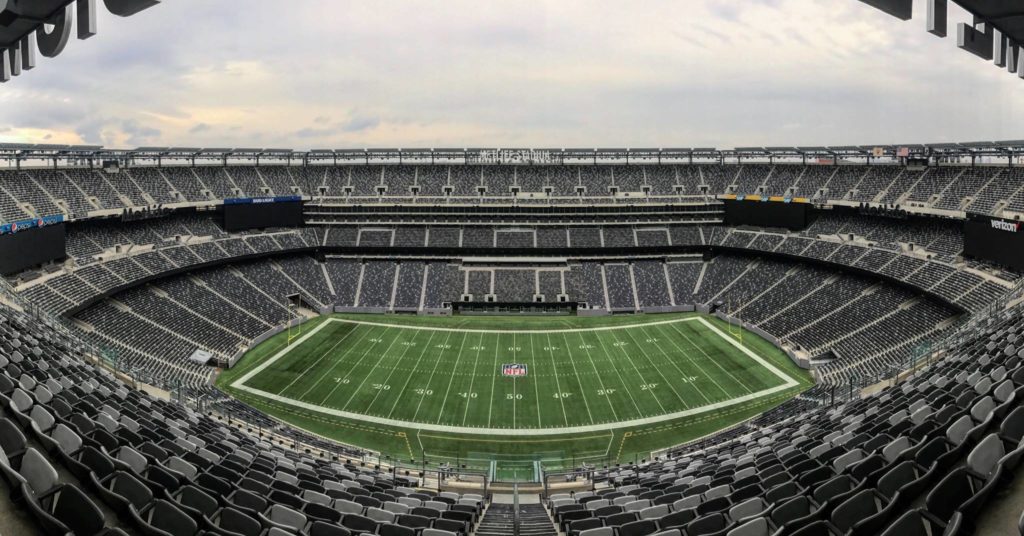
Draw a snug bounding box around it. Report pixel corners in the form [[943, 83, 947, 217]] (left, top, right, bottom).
[[131, 499, 199, 536], [206, 507, 264, 536], [23, 481, 122, 536]]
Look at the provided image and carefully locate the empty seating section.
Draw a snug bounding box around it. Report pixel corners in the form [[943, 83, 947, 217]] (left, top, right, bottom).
[[666, 261, 702, 304], [538, 270, 564, 301], [762, 165, 803, 197], [7, 160, 1024, 534], [580, 167, 611, 197], [0, 297, 494, 536], [537, 227, 568, 248], [879, 168, 926, 204], [633, 261, 672, 308], [351, 166, 380, 196], [567, 262, 607, 308], [357, 261, 397, 307], [191, 166, 235, 199], [733, 164, 771, 194], [604, 264, 635, 310], [466, 270, 491, 298], [603, 227, 635, 248], [569, 227, 603, 247], [225, 167, 269, 197], [0, 169, 61, 217], [423, 263, 460, 308], [326, 258, 362, 307], [494, 270, 535, 301], [31, 169, 95, 217], [699, 165, 735, 194], [382, 165, 416, 198], [793, 165, 835, 199], [359, 229, 393, 247], [635, 229, 669, 247], [394, 262, 426, 308], [820, 166, 864, 200], [713, 260, 790, 314], [693, 256, 751, 305], [645, 166, 678, 195], [106, 252, 932, 387], [905, 167, 960, 204], [970, 168, 1021, 214], [495, 230, 534, 248], [394, 226, 426, 247], [849, 166, 901, 203], [259, 166, 301, 196], [552, 305, 1024, 534], [428, 227, 461, 247], [934, 167, 990, 210], [1, 164, 1022, 227]]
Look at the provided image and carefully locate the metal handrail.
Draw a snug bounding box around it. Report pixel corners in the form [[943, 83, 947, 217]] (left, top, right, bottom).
[[513, 482, 520, 536]]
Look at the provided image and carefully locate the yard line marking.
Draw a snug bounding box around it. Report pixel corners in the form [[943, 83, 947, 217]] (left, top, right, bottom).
[[295, 326, 374, 400], [563, 331, 617, 422], [276, 323, 357, 396], [412, 331, 458, 421], [364, 329, 421, 414], [657, 322, 734, 399], [549, 333, 590, 425], [309, 327, 384, 406], [236, 376, 799, 436], [668, 321, 756, 394], [232, 315, 802, 436], [647, 325, 712, 405], [435, 330, 468, 424], [621, 327, 690, 409], [513, 332, 523, 427], [603, 329, 666, 413], [528, 333, 542, 428], [384, 331, 436, 419], [461, 333, 485, 426], [591, 331, 646, 417], [340, 327, 404, 410], [485, 334, 501, 427]]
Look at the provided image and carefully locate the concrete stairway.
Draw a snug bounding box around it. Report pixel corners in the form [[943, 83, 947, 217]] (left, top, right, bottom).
[[476, 503, 557, 536]]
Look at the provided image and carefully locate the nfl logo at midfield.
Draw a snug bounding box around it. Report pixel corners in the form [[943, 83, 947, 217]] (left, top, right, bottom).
[[502, 363, 528, 377]]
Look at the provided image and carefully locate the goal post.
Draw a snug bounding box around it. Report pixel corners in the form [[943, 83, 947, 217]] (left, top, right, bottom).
[[284, 296, 302, 344], [726, 298, 743, 344]]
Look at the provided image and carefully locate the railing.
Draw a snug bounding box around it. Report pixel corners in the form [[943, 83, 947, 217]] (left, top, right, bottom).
[[513, 482, 521, 536]]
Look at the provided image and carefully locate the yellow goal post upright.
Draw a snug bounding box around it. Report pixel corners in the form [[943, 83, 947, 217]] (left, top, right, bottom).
[[285, 296, 301, 344], [726, 297, 743, 344]]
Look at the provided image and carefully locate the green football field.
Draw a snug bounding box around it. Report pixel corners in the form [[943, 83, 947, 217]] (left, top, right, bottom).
[[216, 313, 813, 481]]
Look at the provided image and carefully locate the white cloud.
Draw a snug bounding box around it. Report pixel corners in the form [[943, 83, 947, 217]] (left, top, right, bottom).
[[0, 0, 1018, 149]]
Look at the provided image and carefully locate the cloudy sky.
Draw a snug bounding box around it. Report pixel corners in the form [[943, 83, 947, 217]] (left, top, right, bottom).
[[0, 0, 1019, 149]]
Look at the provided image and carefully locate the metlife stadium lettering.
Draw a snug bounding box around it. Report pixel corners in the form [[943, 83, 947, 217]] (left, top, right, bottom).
[[991, 219, 1021, 233], [1, 0, 161, 83]]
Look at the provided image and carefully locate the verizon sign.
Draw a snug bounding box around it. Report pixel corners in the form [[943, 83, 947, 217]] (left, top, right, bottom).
[[991, 219, 1021, 233]]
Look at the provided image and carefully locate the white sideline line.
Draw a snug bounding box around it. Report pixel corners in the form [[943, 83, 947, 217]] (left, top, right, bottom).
[[231, 316, 802, 436], [317, 316, 701, 334], [697, 317, 799, 388]]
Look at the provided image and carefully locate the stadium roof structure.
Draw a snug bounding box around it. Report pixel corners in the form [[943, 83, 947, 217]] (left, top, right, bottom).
[[4, 142, 1024, 166], [0, 0, 161, 83], [859, 0, 1024, 81]]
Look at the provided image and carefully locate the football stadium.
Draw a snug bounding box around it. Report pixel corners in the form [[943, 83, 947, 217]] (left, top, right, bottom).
[[2, 0, 1024, 535]]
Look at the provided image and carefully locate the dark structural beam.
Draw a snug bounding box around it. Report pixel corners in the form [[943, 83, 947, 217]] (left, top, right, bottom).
[[856, 0, 1024, 81], [858, 0, 913, 20]]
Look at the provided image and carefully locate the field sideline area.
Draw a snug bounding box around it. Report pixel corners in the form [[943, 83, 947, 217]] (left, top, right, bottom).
[[216, 313, 813, 480]]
